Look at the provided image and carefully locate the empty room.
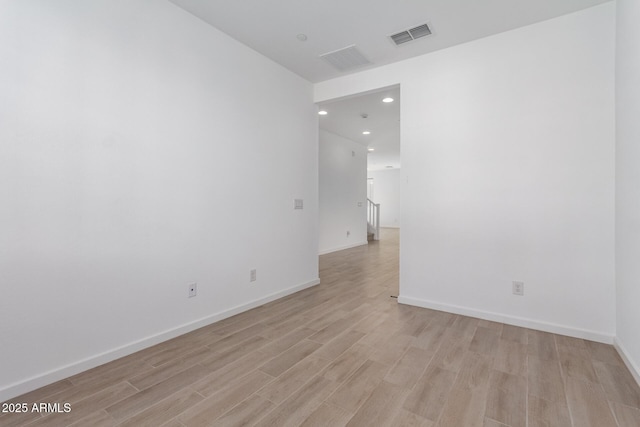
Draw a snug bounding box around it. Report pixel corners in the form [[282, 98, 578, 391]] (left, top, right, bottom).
[[1, 0, 639, 426]]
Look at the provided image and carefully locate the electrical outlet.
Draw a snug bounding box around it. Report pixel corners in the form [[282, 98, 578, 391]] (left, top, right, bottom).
[[512, 281, 524, 296], [188, 283, 197, 298], [250, 269, 257, 282]]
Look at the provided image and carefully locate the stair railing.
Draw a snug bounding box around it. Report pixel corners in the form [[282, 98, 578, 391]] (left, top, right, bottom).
[[367, 198, 380, 241]]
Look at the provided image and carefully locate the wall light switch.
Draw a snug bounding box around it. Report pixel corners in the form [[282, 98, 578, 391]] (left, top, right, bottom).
[[294, 199, 303, 210]]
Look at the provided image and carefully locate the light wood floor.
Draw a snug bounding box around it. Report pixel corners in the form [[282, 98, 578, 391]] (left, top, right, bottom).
[[3, 228, 640, 426]]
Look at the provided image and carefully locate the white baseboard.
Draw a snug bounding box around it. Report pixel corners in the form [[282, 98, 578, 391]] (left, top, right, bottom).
[[318, 241, 368, 255], [0, 278, 320, 403], [398, 295, 614, 344], [614, 338, 640, 388]]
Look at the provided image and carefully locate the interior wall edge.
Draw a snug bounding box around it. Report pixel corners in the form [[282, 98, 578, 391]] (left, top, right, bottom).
[[0, 277, 320, 403], [614, 337, 640, 388], [397, 295, 615, 345]]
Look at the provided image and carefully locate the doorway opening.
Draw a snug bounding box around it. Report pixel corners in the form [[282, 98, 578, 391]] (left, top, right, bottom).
[[317, 84, 401, 255]]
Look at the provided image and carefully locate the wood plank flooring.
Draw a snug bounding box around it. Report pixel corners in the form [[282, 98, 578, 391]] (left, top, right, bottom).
[[3, 228, 640, 426]]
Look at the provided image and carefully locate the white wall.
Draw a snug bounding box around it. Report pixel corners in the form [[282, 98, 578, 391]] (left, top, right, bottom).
[[316, 3, 616, 342], [615, 0, 640, 382], [319, 129, 367, 254], [0, 0, 318, 400], [368, 169, 401, 228]]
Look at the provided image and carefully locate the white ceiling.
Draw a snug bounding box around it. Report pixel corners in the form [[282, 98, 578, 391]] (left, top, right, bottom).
[[169, 0, 610, 83], [318, 86, 400, 171], [169, 0, 609, 172]]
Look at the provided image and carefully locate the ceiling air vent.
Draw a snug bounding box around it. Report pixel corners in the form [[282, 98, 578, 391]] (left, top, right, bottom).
[[320, 45, 371, 72], [390, 23, 432, 46]]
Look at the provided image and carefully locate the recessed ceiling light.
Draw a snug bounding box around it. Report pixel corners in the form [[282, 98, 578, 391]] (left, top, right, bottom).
[[296, 34, 308, 42], [368, 148, 375, 151], [383, 97, 394, 103], [318, 110, 328, 115], [362, 131, 371, 135]]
